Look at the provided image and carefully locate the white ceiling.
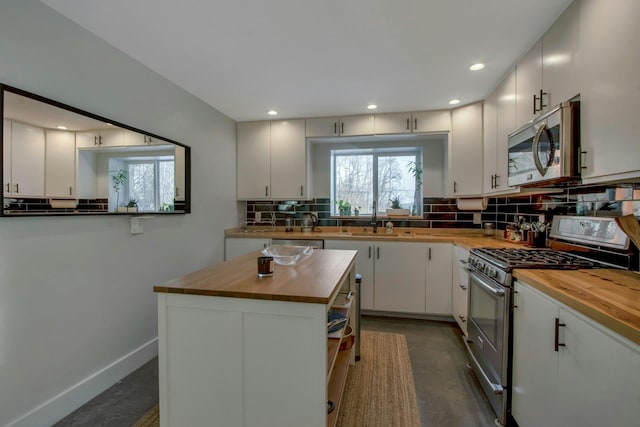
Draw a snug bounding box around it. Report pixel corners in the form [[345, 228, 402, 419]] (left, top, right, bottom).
[[40, 0, 573, 122]]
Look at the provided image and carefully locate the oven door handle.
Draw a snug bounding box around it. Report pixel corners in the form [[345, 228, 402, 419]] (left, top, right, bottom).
[[468, 270, 505, 297], [463, 339, 504, 395]]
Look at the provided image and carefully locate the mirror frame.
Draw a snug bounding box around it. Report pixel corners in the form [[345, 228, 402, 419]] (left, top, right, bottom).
[[1, 83, 191, 217]]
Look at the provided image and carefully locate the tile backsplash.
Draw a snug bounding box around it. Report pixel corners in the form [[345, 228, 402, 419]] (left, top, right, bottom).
[[241, 180, 640, 230]]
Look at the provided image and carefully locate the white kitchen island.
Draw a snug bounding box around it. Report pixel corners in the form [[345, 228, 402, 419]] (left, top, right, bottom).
[[154, 249, 357, 427]]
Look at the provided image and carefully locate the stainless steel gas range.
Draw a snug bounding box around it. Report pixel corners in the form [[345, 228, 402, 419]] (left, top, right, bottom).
[[464, 216, 636, 426]]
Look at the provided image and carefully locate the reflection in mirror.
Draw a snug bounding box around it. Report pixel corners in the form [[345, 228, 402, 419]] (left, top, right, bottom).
[[1, 84, 190, 216]]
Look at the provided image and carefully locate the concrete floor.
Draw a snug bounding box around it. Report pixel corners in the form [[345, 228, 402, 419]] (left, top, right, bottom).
[[54, 316, 497, 427]]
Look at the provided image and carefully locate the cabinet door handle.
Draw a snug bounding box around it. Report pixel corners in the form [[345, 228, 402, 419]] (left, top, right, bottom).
[[579, 149, 587, 170], [300, 185, 303, 196], [554, 318, 566, 351], [533, 93, 538, 114], [376, 246, 380, 259], [341, 122, 344, 134], [333, 122, 337, 135], [5, 183, 9, 193], [69, 186, 73, 195], [458, 315, 466, 323], [406, 118, 410, 130], [459, 284, 467, 290], [14, 183, 19, 193], [99, 135, 103, 145], [265, 186, 269, 197], [539, 89, 548, 111], [428, 247, 432, 260], [176, 187, 179, 197], [94, 135, 98, 145], [414, 118, 418, 130], [494, 174, 500, 188], [453, 181, 457, 193]]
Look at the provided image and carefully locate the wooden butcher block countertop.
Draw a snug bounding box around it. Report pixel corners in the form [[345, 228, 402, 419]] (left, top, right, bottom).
[[513, 269, 640, 345], [154, 248, 357, 304]]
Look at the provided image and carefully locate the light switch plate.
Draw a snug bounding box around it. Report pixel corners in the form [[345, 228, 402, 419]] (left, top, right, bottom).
[[255, 212, 261, 223]]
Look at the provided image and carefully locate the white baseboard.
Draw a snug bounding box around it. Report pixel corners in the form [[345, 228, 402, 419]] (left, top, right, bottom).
[[6, 338, 158, 427]]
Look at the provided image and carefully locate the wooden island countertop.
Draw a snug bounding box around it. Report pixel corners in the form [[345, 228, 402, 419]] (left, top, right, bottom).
[[154, 248, 357, 304]]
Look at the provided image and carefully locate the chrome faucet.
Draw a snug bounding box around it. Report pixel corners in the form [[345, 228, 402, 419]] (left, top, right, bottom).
[[370, 200, 378, 233]]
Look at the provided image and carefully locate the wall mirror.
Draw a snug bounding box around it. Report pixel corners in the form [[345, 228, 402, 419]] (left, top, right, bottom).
[[1, 84, 190, 216]]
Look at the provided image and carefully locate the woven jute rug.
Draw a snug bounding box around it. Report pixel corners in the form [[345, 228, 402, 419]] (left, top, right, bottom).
[[133, 330, 420, 427]]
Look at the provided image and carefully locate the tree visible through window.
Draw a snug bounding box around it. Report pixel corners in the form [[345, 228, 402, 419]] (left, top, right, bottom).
[[332, 147, 422, 216], [127, 159, 174, 211]]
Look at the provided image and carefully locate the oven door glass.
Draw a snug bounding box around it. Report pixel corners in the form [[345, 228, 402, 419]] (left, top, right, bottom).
[[468, 270, 505, 354]]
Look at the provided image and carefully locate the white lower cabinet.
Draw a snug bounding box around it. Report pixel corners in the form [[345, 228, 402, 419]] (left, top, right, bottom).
[[374, 241, 428, 313], [325, 240, 451, 315], [451, 246, 469, 335], [513, 280, 640, 427], [324, 240, 375, 310], [225, 238, 270, 261]]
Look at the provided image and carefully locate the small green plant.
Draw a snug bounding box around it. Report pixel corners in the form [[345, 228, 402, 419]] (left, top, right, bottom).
[[407, 160, 422, 190], [336, 199, 352, 216], [126, 199, 138, 208], [389, 196, 402, 209], [110, 168, 127, 209]]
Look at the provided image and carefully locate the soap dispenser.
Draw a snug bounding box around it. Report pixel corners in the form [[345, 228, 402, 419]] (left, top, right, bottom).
[[385, 220, 394, 234]]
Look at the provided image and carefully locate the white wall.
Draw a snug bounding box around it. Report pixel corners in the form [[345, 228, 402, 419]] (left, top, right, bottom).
[[0, 1, 237, 426], [311, 135, 448, 198]]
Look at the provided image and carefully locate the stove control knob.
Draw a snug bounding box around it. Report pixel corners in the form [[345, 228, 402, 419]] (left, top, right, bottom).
[[489, 269, 498, 279]]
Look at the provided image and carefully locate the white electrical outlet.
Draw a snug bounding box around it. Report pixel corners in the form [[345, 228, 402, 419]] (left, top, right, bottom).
[[255, 212, 261, 223], [473, 213, 482, 224]]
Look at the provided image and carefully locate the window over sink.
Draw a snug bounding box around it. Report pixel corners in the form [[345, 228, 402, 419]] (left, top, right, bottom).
[[331, 146, 422, 216]]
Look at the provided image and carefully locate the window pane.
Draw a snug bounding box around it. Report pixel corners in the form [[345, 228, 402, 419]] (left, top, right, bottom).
[[334, 154, 373, 215], [128, 163, 155, 211], [378, 155, 416, 211], [159, 160, 175, 209]]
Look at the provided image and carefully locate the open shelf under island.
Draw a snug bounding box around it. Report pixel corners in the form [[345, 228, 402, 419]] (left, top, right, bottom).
[[154, 249, 358, 427]]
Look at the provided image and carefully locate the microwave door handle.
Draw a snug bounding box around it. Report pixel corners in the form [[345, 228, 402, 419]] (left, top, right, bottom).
[[532, 123, 550, 176]]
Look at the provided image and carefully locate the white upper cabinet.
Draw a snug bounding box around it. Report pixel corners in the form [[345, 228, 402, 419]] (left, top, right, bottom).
[[174, 145, 186, 201], [269, 119, 307, 199], [237, 121, 271, 199], [237, 119, 308, 200], [495, 69, 517, 193], [515, 1, 580, 128], [124, 130, 168, 147], [579, 0, 640, 183], [8, 121, 45, 198], [542, 0, 581, 110], [482, 91, 498, 195], [305, 115, 374, 138], [412, 110, 451, 133], [450, 102, 483, 197], [374, 110, 451, 135], [76, 129, 124, 148], [373, 112, 412, 134], [516, 39, 543, 126], [45, 129, 76, 198], [338, 115, 375, 137]]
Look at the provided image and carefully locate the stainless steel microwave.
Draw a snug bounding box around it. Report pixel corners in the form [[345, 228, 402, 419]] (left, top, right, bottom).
[[507, 101, 580, 187]]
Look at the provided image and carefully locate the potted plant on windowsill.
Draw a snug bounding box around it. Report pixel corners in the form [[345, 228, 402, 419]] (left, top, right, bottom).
[[386, 196, 410, 217], [111, 168, 127, 212], [336, 200, 352, 216]]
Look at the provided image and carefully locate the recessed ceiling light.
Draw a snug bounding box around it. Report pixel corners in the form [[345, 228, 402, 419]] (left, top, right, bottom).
[[56, 125, 68, 130], [470, 63, 485, 71], [449, 99, 461, 105], [367, 104, 377, 110], [267, 110, 278, 116]]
